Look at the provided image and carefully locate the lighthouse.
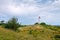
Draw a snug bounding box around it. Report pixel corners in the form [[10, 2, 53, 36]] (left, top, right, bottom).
[[38, 16, 40, 24]]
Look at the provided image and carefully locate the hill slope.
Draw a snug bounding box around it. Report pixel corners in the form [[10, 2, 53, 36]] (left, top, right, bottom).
[[0, 25, 60, 40]]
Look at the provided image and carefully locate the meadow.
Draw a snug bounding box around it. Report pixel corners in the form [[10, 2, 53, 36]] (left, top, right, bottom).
[[0, 24, 60, 40]]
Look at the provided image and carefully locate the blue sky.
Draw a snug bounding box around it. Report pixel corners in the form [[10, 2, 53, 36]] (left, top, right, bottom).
[[0, 0, 60, 25]]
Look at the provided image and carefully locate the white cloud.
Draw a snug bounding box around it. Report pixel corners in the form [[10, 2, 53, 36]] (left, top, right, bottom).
[[6, 4, 39, 16], [0, 0, 60, 25], [0, 0, 60, 16], [39, 12, 60, 21]]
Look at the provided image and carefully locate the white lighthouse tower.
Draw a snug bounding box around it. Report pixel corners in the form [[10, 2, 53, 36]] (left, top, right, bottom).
[[38, 16, 40, 24]]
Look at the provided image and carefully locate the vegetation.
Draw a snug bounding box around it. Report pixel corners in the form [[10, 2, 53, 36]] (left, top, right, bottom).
[[5, 17, 20, 31], [54, 35, 60, 40], [40, 22, 46, 25], [0, 17, 60, 40], [0, 25, 60, 40], [34, 22, 39, 25]]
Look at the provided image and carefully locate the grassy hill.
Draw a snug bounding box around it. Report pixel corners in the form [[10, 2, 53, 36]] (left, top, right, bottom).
[[0, 25, 60, 40]]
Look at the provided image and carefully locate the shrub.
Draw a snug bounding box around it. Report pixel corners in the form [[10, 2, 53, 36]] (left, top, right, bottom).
[[5, 17, 20, 31], [34, 22, 39, 25], [54, 35, 60, 40], [40, 22, 46, 25], [0, 20, 5, 25]]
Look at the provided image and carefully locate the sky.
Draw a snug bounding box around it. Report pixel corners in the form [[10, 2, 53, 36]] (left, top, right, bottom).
[[0, 0, 60, 25]]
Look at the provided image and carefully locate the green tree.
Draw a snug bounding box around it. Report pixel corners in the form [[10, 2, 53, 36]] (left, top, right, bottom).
[[5, 17, 20, 31], [0, 20, 4, 25], [34, 22, 39, 25], [40, 22, 46, 25], [0, 20, 5, 28]]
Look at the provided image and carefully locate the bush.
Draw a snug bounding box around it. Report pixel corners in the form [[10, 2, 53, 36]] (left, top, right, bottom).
[[40, 22, 46, 25], [54, 35, 60, 40], [0, 20, 5, 25], [34, 22, 39, 25], [5, 17, 20, 31]]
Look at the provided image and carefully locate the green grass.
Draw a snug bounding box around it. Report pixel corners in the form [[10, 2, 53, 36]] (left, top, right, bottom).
[[0, 25, 60, 40]]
